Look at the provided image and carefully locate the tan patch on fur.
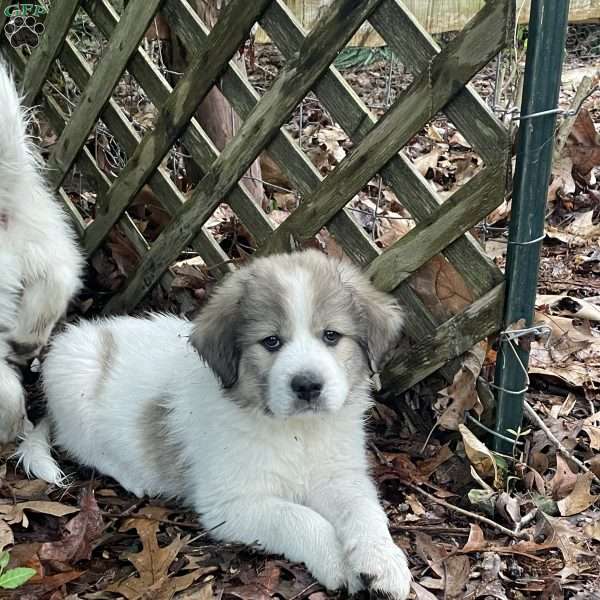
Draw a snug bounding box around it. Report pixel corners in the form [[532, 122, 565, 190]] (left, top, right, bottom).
[[140, 398, 186, 489], [94, 328, 116, 397]]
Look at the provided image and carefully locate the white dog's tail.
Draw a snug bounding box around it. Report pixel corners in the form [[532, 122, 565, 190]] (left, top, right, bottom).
[[0, 62, 32, 194], [15, 418, 66, 486]]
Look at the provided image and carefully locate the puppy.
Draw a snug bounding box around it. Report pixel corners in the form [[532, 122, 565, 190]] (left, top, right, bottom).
[[17, 250, 411, 598], [0, 62, 83, 443]]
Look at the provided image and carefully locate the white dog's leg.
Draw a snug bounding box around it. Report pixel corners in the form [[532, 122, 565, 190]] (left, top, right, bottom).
[[9, 266, 79, 363], [203, 497, 350, 591], [309, 476, 412, 599], [0, 359, 28, 444]]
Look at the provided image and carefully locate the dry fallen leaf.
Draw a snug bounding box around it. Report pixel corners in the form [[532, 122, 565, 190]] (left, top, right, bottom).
[[583, 520, 600, 542], [557, 472, 599, 516], [582, 411, 600, 451], [437, 342, 486, 430], [0, 501, 79, 527], [550, 455, 579, 500], [0, 520, 13, 552], [459, 424, 499, 486], [39, 490, 103, 562], [566, 108, 600, 177], [107, 508, 200, 600]]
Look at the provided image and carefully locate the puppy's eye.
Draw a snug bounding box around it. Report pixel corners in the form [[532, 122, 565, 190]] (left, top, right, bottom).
[[323, 330, 341, 345], [261, 335, 282, 351]]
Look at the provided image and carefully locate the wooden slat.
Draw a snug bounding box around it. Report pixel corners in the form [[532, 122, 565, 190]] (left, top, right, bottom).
[[370, 0, 507, 167], [46, 0, 163, 189], [367, 167, 505, 291], [260, 0, 513, 255], [57, 38, 229, 272], [82, 0, 273, 247], [21, 0, 80, 106], [164, 0, 451, 349], [83, 0, 272, 255], [103, 0, 386, 313], [381, 283, 505, 394], [260, 0, 503, 296], [163, 1, 390, 269]]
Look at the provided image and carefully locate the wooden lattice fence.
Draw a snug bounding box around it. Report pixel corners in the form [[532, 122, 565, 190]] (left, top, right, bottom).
[[0, 0, 515, 394]]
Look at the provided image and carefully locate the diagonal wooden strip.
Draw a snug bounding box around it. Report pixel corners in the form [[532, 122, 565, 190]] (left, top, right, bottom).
[[381, 283, 505, 394], [83, 0, 272, 255], [163, 0, 495, 353], [367, 167, 505, 292], [58, 38, 229, 271], [259, 0, 503, 296], [21, 0, 80, 106], [102, 0, 385, 313], [260, 0, 513, 256], [162, 1, 451, 350], [370, 0, 506, 166], [0, 0, 10, 32], [82, 0, 273, 248], [45, 0, 162, 189]]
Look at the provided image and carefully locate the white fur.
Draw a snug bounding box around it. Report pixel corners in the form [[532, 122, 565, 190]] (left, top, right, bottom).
[[267, 271, 349, 417], [18, 263, 411, 598], [0, 62, 83, 442]]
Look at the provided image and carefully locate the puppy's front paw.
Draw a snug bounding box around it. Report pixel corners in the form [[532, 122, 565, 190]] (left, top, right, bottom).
[[347, 542, 411, 600]]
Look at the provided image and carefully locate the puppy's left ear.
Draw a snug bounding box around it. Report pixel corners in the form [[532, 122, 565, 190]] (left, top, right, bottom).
[[340, 263, 404, 371], [190, 271, 245, 388]]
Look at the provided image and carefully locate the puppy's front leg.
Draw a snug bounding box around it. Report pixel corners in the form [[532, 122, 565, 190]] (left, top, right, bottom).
[[309, 475, 412, 599], [202, 497, 350, 591]]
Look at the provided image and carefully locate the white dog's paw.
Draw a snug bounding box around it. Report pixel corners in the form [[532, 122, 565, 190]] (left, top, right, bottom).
[[347, 541, 412, 600], [0, 367, 27, 444]]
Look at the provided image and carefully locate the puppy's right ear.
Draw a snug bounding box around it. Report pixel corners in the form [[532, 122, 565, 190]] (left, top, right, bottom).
[[190, 271, 245, 388]]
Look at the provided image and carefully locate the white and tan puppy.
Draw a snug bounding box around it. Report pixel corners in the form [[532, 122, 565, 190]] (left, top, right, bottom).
[[0, 63, 83, 442], [18, 250, 411, 598]]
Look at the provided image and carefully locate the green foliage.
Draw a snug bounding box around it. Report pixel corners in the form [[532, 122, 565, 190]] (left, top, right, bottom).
[[0, 551, 36, 590]]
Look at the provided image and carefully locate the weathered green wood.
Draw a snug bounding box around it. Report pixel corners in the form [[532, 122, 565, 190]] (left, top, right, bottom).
[[0, 0, 10, 33], [21, 0, 80, 106], [82, 0, 271, 256], [260, 0, 503, 296], [82, 0, 273, 248], [45, 0, 163, 190], [367, 167, 505, 291], [260, 0, 513, 256], [381, 283, 505, 394], [103, 0, 385, 313], [58, 37, 229, 273], [164, 0, 457, 348], [164, 0, 397, 269], [371, 0, 507, 167]]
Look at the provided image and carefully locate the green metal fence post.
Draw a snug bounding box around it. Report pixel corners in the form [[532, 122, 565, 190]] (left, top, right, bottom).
[[493, 0, 570, 453]]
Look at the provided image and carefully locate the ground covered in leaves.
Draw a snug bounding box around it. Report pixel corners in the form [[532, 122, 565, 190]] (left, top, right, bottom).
[[2, 19, 600, 600]]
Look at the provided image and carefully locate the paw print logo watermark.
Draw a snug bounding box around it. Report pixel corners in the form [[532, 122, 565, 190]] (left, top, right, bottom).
[[3, 4, 47, 50]]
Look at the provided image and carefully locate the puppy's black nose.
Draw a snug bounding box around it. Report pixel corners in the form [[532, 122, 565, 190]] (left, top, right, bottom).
[[291, 374, 323, 403]]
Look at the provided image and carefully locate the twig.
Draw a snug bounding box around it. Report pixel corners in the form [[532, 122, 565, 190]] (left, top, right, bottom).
[[405, 482, 530, 540], [523, 400, 600, 486], [391, 525, 470, 536], [554, 76, 598, 159]]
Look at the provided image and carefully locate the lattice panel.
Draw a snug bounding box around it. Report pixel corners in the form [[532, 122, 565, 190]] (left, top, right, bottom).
[[0, 0, 514, 392]]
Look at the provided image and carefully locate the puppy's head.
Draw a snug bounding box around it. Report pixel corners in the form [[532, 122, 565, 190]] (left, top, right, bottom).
[[190, 250, 403, 417]]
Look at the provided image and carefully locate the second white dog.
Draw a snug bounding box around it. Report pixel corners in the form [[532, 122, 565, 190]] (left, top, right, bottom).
[[0, 63, 83, 442], [18, 250, 411, 598]]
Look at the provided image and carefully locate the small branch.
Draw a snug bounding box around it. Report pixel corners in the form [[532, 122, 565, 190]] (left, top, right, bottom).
[[554, 75, 596, 159], [405, 482, 529, 540], [524, 401, 600, 486]]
